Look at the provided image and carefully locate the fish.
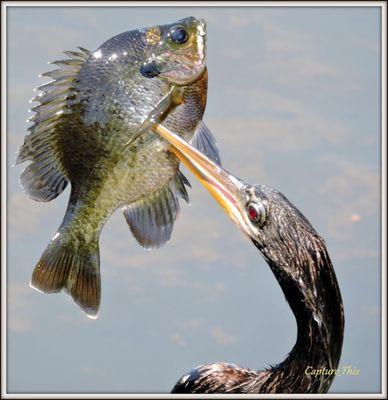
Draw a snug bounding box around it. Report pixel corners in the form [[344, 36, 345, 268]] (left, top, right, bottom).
[[15, 17, 222, 318]]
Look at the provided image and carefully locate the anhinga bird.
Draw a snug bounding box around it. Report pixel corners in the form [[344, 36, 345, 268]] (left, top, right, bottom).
[[154, 124, 345, 394]]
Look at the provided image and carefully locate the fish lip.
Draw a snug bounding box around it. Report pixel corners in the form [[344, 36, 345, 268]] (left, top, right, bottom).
[[197, 18, 207, 36]]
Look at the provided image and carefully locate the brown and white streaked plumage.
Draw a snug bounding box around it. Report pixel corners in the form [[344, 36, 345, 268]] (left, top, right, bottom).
[[152, 125, 345, 394], [16, 17, 221, 318]]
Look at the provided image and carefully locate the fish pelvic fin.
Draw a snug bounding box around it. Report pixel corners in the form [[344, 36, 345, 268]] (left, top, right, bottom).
[[122, 171, 191, 249], [30, 230, 101, 319], [190, 121, 222, 166]]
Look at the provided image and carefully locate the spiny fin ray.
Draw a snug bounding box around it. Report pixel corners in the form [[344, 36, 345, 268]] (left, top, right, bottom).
[[16, 47, 91, 201]]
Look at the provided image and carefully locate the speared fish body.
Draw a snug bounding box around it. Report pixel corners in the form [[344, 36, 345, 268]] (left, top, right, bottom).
[[16, 17, 221, 318]]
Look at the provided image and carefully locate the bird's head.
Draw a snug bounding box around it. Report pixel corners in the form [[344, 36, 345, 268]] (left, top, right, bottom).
[[154, 124, 322, 279], [155, 124, 344, 373]]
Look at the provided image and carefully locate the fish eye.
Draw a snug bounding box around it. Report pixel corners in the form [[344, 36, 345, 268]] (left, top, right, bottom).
[[247, 202, 266, 226], [170, 27, 189, 44]]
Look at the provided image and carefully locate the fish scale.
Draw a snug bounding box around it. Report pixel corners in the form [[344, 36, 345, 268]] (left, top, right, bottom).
[[16, 17, 221, 318]]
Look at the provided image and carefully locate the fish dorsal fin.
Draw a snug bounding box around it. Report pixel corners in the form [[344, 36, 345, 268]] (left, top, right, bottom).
[[16, 47, 91, 202], [190, 121, 222, 166], [122, 171, 191, 249]]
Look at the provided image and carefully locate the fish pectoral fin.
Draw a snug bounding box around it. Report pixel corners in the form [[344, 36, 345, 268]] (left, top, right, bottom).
[[31, 230, 101, 319], [190, 121, 222, 166], [122, 171, 190, 249]]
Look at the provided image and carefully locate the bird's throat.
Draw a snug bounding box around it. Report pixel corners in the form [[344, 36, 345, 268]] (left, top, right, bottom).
[[252, 239, 344, 393], [272, 254, 343, 392]]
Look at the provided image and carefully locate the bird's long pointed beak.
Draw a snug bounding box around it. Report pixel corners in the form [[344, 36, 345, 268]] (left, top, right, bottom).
[[154, 124, 249, 233]]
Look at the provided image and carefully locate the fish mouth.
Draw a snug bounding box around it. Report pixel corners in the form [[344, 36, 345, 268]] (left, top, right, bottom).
[[153, 124, 251, 235], [197, 19, 206, 36], [140, 17, 206, 85]]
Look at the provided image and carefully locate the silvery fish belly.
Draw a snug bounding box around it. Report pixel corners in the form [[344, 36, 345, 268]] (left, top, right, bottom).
[[16, 17, 221, 318]]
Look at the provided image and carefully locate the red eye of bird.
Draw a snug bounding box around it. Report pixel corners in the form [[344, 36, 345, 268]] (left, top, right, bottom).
[[247, 201, 267, 226], [248, 204, 260, 222]]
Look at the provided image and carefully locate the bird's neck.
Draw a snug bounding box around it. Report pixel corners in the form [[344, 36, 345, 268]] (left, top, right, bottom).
[[260, 244, 344, 393]]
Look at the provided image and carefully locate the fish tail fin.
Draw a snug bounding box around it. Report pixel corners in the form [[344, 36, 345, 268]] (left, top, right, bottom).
[[30, 230, 101, 319]]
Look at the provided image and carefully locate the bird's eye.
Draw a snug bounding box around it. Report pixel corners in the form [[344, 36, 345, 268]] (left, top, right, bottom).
[[170, 27, 189, 44], [247, 202, 266, 226]]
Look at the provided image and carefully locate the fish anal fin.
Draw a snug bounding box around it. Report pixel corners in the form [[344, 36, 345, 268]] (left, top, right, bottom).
[[190, 121, 222, 166], [122, 172, 191, 249]]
